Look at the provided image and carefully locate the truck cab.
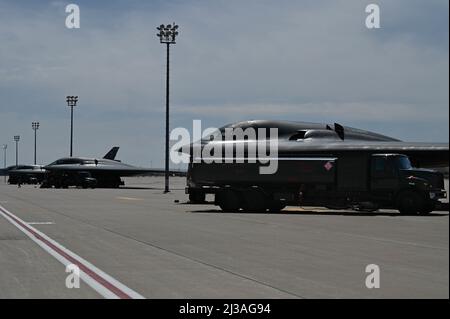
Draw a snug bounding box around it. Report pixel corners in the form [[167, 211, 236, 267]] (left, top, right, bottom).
[[370, 154, 446, 214]]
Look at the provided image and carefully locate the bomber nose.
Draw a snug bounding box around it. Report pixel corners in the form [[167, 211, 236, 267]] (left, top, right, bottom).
[[178, 143, 192, 155], [178, 142, 206, 157], [176, 144, 188, 154]]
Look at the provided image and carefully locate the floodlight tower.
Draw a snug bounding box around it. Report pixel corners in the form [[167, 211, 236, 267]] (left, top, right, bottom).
[[66, 96, 78, 157], [32, 122, 40, 165], [2, 144, 6, 183], [13, 135, 20, 166], [156, 23, 179, 193]]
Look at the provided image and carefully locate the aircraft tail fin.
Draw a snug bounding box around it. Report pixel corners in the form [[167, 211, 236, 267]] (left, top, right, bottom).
[[103, 147, 120, 160], [334, 123, 345, 140]]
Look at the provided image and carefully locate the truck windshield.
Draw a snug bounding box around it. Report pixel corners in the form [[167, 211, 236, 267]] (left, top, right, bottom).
[[396, 156, 412, 170]]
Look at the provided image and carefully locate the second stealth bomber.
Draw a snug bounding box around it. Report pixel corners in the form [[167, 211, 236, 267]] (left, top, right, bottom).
[[41, 147, 172, 188]]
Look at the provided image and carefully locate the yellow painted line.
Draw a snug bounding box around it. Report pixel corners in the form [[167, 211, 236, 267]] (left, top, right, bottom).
[[115, 196, 144, 201]]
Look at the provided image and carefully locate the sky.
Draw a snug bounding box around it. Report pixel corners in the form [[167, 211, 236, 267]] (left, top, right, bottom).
[[0, 0, 448, 167]]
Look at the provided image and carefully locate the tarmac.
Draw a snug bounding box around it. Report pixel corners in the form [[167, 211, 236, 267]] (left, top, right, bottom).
[[0, 176, 448, 299]]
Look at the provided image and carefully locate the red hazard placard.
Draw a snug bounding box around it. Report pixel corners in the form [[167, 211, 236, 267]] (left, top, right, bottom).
[[324, 161, 333, 171]]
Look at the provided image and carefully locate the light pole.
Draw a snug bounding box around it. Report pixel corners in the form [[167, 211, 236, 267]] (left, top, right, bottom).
[[32, 122, 40, 165], [157, 23, 179, 193], [2, 144, 6, 183], [14, 135, 20, 167], [66, 96, 78, 157]]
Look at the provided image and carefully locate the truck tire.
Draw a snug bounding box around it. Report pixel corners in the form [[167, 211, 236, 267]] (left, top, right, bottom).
[[189, 191, 206, 204], [242, 189, 266, 213], [354, 202, 379, 212], [40, 182, 50, 189], [268, 201, 286, 213], [419, 201, 436, 215], [217, 190, 241, 212], [397, 190, 424, 215]]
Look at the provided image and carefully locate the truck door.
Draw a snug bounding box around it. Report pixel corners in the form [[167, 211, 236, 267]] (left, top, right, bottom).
[[336, 154, 369, 190], [370, 156, 399, 192]]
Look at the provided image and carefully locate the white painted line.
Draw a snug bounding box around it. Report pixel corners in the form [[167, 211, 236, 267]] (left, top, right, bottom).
[[27, 222, 55, 225], [0, 204, 145, 299], [116, 196, 143, 201]]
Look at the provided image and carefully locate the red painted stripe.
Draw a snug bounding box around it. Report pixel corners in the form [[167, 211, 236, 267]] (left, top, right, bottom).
[[0, 207, 132, 299]]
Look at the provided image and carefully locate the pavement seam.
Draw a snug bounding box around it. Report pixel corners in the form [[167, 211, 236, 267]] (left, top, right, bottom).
[[1, 192, 305, 299]]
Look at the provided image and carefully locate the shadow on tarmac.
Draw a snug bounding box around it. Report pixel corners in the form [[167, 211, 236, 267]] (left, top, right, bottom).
[[188, 208, 449, 217]]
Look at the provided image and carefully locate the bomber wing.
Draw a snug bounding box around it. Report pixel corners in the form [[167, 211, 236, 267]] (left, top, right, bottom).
[[186, 120, 448, 168], [44, 162, 185, 176], [277, 141, 449, 168]]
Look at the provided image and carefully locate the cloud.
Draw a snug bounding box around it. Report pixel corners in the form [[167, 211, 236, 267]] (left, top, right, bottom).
[[0, 0, 448, 166], [175, 101, 446, 122]]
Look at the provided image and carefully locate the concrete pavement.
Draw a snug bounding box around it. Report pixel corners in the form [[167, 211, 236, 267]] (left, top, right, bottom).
[[0, 177, 448, 298]]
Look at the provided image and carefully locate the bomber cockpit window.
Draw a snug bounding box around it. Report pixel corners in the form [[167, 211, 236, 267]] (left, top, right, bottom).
[[55, 159, 83, 165]]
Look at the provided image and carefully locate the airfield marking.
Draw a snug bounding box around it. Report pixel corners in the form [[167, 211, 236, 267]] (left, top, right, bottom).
[[115, 196, 144, 201], [27, 221, 55, 225], [0, 204, 145, 299]]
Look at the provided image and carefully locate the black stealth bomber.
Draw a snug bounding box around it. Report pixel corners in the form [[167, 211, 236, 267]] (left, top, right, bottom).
[[189, 120, 448, 168], [41, 147, 177, 188], [4, 165, 47, 185], [184, 120, 448, 214]]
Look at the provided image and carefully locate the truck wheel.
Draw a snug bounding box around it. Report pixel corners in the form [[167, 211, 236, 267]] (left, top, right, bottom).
[[419, 201, 436, 215], [242, 189, 266, 213], [189, 191, 206, 204], [40, 182, 49, 189], [397, 190, 424, 215], [268, 201, 286, 213], [217, 190, 241, 212]]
